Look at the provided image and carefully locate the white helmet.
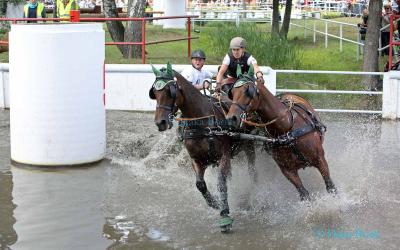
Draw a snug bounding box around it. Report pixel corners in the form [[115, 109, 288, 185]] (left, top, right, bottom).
[[229, 37, 246, 49]]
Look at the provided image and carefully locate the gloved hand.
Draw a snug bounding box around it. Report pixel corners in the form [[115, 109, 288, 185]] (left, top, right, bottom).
[[256, 76, 265, 85], [215, 82, 222, 93], [203, 80, 210, 89]]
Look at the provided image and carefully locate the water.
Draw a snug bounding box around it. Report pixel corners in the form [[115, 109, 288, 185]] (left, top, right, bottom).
[[1, 110, 399, 249]]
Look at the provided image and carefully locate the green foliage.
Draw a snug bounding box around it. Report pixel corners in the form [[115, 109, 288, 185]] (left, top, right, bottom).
[[322, 12, 343, 19], [201, 22, 303, 69]]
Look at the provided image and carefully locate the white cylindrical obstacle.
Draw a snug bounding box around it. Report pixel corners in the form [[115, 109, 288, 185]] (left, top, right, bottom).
[[9, 24, 106, 166], [163, 0, 186, 29]]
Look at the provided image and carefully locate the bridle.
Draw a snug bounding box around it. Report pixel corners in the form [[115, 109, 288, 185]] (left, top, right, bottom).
[[229, 81, 260, 119], [149, 79, 180, 117]]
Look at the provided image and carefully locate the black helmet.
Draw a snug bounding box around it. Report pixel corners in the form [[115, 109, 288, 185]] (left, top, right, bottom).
[[191, 49, 206, 59]]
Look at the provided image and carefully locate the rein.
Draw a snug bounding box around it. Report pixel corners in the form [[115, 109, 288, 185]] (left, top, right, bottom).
[[175, 115, 215, 121], [240, 96, 295, 128]]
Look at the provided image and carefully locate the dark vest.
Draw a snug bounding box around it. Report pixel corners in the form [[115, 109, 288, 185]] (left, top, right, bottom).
[[28, 7, 37, 18], [227, 51, 251, 78]]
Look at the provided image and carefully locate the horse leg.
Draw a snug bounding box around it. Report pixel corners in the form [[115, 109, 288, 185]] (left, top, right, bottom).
[[279, 166, 310, 201], [218, 151, 233, 232], [192, 160, 219, 210], [244, 141, 257, 183], [316, 156, 337, 195]]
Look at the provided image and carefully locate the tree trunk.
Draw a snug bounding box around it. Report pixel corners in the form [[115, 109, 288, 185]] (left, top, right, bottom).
[[279, 0, 292, 39], [125, 0, 146, 58], [103, 0, 126, 55], [362, 0, 382, 90], [271, 0, 280, 37], [103, 0, 146, 59]]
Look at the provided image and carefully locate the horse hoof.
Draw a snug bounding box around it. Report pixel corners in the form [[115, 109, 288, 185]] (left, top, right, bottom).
[[219, 215, 233, 233], [220, 224, 232, 233]]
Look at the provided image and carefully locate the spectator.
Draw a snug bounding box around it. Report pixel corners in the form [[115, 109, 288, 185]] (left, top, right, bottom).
[[358, 8, 368, 41], [23, 0, 46, 23], [181, 49, 213, 91], [382, 2, 392, 56], [56, 0, 79, 19], [144, 1, 153, 18]]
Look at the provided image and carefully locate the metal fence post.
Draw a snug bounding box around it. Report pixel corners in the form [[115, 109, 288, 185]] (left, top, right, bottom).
[[340, 24, 343, 52], [357, 32, 360, 61], [304, 14, 307, 39], [325, 20, 328, 48], [313, 19, 316, 43]]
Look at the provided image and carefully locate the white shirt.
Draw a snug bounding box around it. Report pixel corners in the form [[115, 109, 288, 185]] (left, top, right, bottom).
[[222, 54, 257, 66], [181, 66, 213, 87]]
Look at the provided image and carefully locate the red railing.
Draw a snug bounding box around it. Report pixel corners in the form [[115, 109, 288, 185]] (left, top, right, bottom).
[[0, 14, 198, 64]]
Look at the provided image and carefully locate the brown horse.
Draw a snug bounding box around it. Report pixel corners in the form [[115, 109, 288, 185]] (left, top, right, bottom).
[[149, 63, 257, 232], [226, 67, 337, 201]]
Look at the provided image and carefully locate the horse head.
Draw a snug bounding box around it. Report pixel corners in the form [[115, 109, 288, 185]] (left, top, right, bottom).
[[226, 64, 260, 128], [149, 62, 182, 131]]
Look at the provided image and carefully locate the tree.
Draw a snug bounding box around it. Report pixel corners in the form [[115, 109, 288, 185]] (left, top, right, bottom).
[[271, 0, 280, 37], [103, 0, 146, 59], [362, 0, 382, 90], [279, 0, 292, 39]]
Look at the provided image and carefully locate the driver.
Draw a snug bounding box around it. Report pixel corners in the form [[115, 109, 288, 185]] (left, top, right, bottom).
[[181, 49, 213, 91], [215, 37, 264, 94]]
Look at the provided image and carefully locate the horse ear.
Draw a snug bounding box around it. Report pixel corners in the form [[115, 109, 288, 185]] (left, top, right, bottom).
[[236, 64, 242, 78], [248, 64, 254, 78], [166, 62, 173, 78], [151, 64, 161, 77]]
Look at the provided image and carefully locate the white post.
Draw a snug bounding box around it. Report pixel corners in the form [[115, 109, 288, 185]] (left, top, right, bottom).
[[236, 9, 240, 27], [163, 0, 186, 29], [325, 20, 328, 48], [382, 71, 400, 119], [339, 24, 343, 52], [304, 14, 307, 39], [0, 69, 4, 109], [270, 11, 273, 25], [357, 32, 360, 61], [313, 19, 316, 43], [263, 67, 276, 95]]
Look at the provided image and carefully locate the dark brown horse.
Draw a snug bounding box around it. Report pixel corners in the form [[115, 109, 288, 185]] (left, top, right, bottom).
[[149, 63, 257, 232], [226, 67, 337, 201]]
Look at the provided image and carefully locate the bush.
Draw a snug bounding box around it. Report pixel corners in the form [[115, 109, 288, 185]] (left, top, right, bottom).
[[202, 23, 303, 69], [322, 12, 343, 19]]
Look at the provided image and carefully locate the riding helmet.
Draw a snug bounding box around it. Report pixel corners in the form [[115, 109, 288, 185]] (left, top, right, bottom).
[[229, 37, 246, 49], [191, 49, 206, 60]]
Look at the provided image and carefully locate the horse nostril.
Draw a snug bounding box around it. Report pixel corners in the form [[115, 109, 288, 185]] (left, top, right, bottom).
[[156, 119, 167, 126]]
